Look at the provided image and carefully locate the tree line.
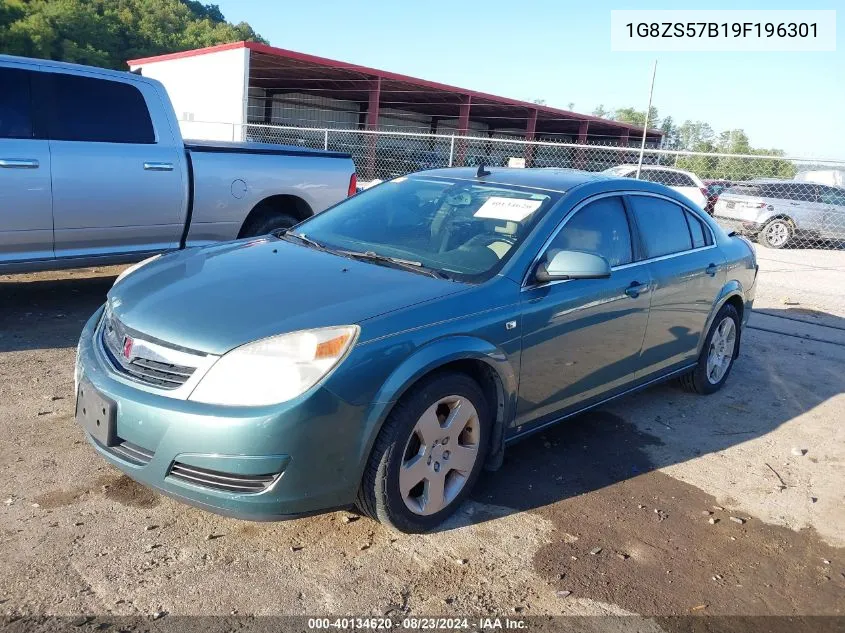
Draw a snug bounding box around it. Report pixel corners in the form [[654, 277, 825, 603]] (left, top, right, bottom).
[[0, 0, 266, 70], [591, 104, 796, 180]]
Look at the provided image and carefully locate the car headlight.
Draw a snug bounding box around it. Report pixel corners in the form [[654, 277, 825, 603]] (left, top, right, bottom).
[[188, 326, 360, 407], [114, 254, 161, 286]]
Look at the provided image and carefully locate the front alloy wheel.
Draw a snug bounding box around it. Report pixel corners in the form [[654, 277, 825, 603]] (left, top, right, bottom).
[[357, 372, 490, 532], [399, 396, 481, 516]]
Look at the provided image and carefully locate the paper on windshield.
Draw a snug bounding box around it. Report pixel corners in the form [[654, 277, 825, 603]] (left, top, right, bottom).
[[474, 197, 543, 222]]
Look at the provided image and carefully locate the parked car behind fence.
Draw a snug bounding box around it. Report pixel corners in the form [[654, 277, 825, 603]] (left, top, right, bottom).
[[603, 165, 708, 209], [713, 180, 845, 249], [703, 180, 735, 215]]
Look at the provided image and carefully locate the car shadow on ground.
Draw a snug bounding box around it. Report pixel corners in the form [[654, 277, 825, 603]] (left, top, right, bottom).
[[459, 306, 845, 529], [0, 272, 116, 352]]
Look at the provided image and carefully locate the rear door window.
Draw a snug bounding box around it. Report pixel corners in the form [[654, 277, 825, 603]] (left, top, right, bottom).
[[685, 210, 711, 248], [46, 73, 155, 144], [628, 196, 693, 258], [0, 67, 33, 139], [819, 187, 845, 206], [760, 183, 815, 203]]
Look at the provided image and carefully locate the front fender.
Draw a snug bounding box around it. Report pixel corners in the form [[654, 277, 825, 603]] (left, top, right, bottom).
[[354, 335, 519, 478]]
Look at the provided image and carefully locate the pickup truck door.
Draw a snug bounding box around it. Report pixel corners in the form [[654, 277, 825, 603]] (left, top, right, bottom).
[[0, 66, 53, 264], [41, 71, 185, 258]]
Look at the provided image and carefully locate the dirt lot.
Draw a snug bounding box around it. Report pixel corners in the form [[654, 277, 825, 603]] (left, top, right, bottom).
[[1, 246, 844, 627]]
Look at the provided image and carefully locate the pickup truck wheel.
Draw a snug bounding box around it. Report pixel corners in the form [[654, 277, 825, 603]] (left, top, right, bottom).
[[679, 303, 740, 395], [356, 372, 490, 533], [240, 213, 299, 238]]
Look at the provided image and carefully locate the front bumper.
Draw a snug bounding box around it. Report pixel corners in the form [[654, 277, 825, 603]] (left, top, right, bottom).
[[75, 308, 367, 520]]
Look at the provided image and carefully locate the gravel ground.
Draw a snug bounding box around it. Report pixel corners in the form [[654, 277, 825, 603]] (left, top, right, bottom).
[[1, 245, 843, 626]]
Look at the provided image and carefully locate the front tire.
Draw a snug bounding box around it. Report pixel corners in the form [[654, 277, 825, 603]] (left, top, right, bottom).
[[356, 372, 490, 533], [680, 303, 740, 395], [759, 218, 793, 249]]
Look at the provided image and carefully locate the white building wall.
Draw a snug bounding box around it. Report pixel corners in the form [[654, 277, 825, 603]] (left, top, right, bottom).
[[130, 47, 250, 141]]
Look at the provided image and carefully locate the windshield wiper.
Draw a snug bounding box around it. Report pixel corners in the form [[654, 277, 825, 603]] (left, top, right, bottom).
[[275, 229, 327, 251], [335, 249, 449, 280]]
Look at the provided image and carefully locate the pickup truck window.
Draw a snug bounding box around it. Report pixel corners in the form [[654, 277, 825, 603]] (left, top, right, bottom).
[[47, 73, 155, 144], [0, 68, 33, 139]]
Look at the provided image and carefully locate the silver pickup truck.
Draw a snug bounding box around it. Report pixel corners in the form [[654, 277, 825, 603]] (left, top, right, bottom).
[[0, 55, 356, 273]]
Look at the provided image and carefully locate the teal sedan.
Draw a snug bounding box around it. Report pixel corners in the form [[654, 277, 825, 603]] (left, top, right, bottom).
[[75, 168, 758, 532]]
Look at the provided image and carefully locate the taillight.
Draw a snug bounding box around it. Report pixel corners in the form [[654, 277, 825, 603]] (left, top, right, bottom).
[[347, 173, 357, 197], [700, 187, 709, 198]]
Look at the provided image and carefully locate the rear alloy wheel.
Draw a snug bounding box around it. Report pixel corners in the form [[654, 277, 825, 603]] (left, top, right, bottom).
[[357, 372, 490, 532], [680, 303, 740, 395], [759, 218, 793, 249]]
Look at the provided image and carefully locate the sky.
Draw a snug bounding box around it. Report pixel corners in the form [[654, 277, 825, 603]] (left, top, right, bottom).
[[213, 0, 843, 159]]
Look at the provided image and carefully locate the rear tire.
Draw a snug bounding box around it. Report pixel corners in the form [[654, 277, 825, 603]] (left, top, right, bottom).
[[356, 372, 490, 533], [680, 303, 740, 395], [759, 218, 793, 249], [240, 213, 299, 238]]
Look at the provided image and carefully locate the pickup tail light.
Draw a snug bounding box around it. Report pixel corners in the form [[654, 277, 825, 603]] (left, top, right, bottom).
[[700, 187, 709, 199], [347, 173, 357, 197]]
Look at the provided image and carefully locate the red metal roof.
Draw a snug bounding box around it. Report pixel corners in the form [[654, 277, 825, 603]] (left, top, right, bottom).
[[128, 41, 662, 140]]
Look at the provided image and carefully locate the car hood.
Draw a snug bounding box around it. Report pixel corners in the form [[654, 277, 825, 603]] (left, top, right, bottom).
[[108, 238, 467, 355]]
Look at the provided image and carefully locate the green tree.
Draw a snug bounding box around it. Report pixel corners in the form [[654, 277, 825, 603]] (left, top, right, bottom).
[[0, 0, 266, 69], [676, 120, 716, 152], [611, 106, 660, 129]]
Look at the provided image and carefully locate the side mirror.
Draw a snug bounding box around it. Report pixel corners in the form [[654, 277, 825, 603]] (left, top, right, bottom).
[[535, 250, 612, 283]]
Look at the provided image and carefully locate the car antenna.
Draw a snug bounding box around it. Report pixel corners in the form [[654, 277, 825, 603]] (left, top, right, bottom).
[[476, 163, 491, 178]]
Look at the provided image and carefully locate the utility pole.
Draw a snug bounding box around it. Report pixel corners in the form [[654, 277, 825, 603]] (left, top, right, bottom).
[[635, 60, 658, 179]]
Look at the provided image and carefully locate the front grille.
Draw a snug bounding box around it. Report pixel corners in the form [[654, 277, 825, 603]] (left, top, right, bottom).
[[94, 437, 154, 467], [168, 462, 279, 494], [101, 311, 198, 390]]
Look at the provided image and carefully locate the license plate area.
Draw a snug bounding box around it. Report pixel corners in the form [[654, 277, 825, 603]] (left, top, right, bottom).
[[726, 201, 735, 209], [76, 380, 117, 447]]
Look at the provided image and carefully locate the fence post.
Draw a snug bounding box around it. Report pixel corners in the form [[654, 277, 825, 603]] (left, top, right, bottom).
[[448, 135, 455, 167], [323, 129, 329, 151]]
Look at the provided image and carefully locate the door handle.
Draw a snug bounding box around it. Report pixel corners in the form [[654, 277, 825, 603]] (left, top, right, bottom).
[[0, 158, 39, 169], [705, 263, 718, 277], [144, 162, 174, 171], [625, 281, 650, 299]]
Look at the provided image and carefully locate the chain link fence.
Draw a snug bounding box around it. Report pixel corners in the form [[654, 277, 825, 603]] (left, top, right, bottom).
[[183, 121, 845, 251]]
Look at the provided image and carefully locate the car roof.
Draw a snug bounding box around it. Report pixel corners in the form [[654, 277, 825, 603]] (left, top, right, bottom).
[[412, 167, 614, 193]]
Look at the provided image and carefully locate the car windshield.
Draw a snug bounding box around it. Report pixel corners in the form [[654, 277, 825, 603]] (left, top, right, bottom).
[[292, 176, 559, 282]]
